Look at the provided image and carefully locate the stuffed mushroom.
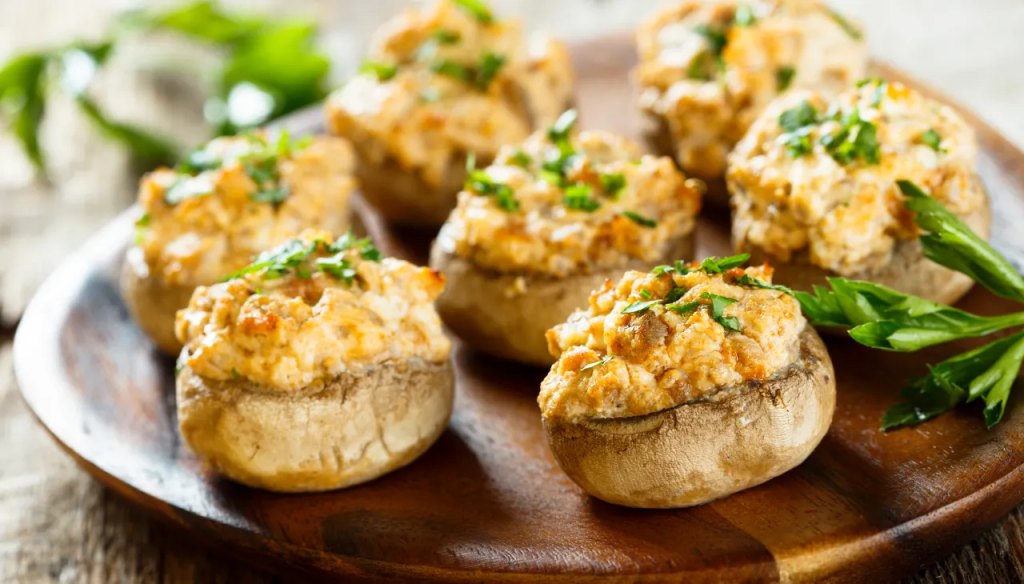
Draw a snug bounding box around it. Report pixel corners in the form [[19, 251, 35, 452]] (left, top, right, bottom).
[[540, 260, 835, 508], [634, 0, 867, 198], [430, 110, 704, 366], [326, 0, 573, 226], [122, 132, 356, 354], [175, 230, 453, 492], [728, 79, 991, 304]]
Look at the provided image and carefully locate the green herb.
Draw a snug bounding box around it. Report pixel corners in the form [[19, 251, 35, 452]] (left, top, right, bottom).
[[700, 292, 740, 331], [622, 210, 657, 228], [667, 300, 701, 315], [134, 212, 151, 244], [687, 51, 714, 81], [135, 212, 151, 228], [231, 368, 241, 380], [622, 299, 663, 315], [599, 173, 626, 197], [782, 127, 815, 157], [882, 332, 1024, 430], [779, 100, 819, 132], [829, 9, 863, 40], [360, 60, 398, 81], [700, 253, 751, 274], [734, 274, 793, 293], [664, 286, 688, 303], [563, 183, 600, 212], [177, 146, 222, 174], [431, 51, 505, 91], [475, 52, 506, 90], [548, 109, 578, 152], [921, 128, 944, 152], [899, 180, 1024, 303], [453, 0, 494, 24], [694, 24, 728, 58], [776, 66, 796, 91], [224, 231, 381, 282], [1, 1, 332, 176], [509, 150, 532, 168], [249, 186, 288, 204], [639, 289, 652, 299], [734, 5, 757, 26], [431, 29, 462, 44], [431, 59, 473, 82], [465, 155, 519, 212], [226, 239, 315, 280], [581, 355, 614, 371], [819, 108, 880, 165]]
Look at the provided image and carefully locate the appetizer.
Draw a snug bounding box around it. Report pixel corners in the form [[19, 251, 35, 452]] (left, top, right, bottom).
[[430, 110, 703, 366], [634, 0, 867, 197], [326, 0, 573, 226], [539, 259, 835, 508], [123, 132, 355, 354], [174, 231, 453, 492], [728, 79, 990, 304]]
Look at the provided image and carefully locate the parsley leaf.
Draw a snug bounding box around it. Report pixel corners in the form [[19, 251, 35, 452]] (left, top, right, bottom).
[[465, 155, 519, 211], [829, 9, 863, 40], [734, 5, 757, 26], [581, 355, 614, 371], [779, 100, 819, 132], [599, 172, 626, 197], [820, 108, 880, 165], [563, 183, 600, 212], [899, 180, 1024, 303], [548, 109, 578, 151], [700, 253, 751, 273], [360, 60, 398, 81], [667, 300, 701, 315], [776, 65, 796, 91], [622, 299, 663, 315], [700, 292, 740, 331], [453, 0, 494, 24], [921, 128, 944, 152], [509, 149, 532, 168], [621, 210, 657, 228]]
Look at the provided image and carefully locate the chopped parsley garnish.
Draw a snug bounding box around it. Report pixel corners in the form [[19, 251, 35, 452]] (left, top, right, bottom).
[[563, 183, 600, 212], [776, 66, 796, 91], [734, 274, 793, 293], [360, 60, 398, 81], [431, 29, 462, 44], [509, 149, 532, 167], [639, 289, 652, 299], [453, 0, 494, 24], [548, 109, 578, 152], [694, 24, 728, 58], [599, 172, 626, 197], [651, 254, 750, 277], [664, 286, 688, 303], [820, 108, 880, 165], [734, 5, 757, 26], [779, 100, 819, 132], [699, 253, 750, 273], [249, 186, 288, 204], [622, 299, 663, 315], [223, 232, 382, 282], [581, 355, 613, 371], [667, 300, 701, 315], [135, 212, 151, 228], [829, 9, 863, 40], [177, 147, 221, 175], [465, 154, 519, 211], [700, 292, 740, 331], [431, 51, 506, 91], [921, 128, 944, 152], [781, 128, 814, 157], [621, 210, 657, 228]]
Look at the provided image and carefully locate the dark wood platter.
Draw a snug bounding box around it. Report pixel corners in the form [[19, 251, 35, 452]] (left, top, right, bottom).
[[14, 36, 1024, 583]]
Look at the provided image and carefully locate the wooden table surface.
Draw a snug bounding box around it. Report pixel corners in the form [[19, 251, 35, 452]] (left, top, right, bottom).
[[2, 1, 1023, 582]]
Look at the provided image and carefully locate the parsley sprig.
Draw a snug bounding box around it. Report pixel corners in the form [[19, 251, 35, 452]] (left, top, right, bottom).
[[224, 231, 381, 282], [777, 98, 881, 165], [734, 180, 1024, 430]]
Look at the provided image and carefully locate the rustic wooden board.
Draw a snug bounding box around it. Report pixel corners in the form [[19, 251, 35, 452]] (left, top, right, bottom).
[[13, 36, 1024, 583]]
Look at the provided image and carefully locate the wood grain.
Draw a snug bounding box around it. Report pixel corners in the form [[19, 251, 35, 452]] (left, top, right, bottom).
[[12, 36, 1024, 582]]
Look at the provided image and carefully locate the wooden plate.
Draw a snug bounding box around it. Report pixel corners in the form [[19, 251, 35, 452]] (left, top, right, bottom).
[[15, 36, 1024, 583]]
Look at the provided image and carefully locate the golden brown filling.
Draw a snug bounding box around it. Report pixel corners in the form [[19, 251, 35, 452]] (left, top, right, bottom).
[[437, 111, 703, 277], [540, 261, 804, 422], [134, 133, 354, 287], [326, 0, 572, 188], [634, 0, 867, 178], [728, 80, 985, 275], [176, 230, 450, 391]]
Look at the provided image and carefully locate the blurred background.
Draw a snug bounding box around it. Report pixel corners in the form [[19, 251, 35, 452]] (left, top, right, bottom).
[[0, 1, 1022, 581]]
